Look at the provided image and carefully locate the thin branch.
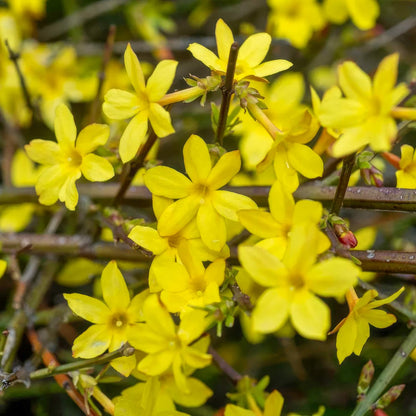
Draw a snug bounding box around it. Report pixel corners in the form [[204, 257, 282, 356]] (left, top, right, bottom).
[[350, 327, 416, 416], [331, 153, 356, 215], [208, 346, 243, 384], [27, 328, 100, 416], [30, 343, 134, 380], [216, 42, 239, 145]]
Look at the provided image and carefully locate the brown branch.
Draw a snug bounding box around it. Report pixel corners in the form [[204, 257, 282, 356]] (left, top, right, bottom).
[[27, 328, 99, 416], [208, 346, 243, 384]]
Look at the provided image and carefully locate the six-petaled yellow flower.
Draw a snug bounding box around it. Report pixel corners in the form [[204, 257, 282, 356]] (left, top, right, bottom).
[[25, 103, 114, 211], [188, 18, 292, 81], [144, 134, 257, 252], [103, 43, 178, 162]]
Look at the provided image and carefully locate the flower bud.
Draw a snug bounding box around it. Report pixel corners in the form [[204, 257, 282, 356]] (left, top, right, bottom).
[[333, 223, 358, 249], [373, 409, 388, 416], [357, 360, 374, 395], [375, 384, 405, 409]]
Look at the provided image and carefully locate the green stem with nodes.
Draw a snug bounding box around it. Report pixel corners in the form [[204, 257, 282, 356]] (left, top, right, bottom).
[[391, 106, 416, 120], [30, 343, 135, 380], [216, 42, 239, 145], [246, 101, 281, 140], [331, 153, 356, 215], [157, 86, 204, 106], [350, 327, 416, 416]]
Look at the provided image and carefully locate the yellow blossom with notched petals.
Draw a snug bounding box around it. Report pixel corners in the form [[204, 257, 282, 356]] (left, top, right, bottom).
[[331, 287, 404, 363], [129, 294, 212, 393], [188, 18, 292, 81], [144, 134, 257, 252], [103, 43, 177, 163], [318, 54, 410, 157], [64, 261, 147, 376], [25, 103, 114, 211], [323, 0, 379, 30], [239, 224, 359, 340], [396, 144, 416, 189]]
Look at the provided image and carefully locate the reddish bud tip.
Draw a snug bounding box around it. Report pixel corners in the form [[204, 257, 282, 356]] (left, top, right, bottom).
[[334, 224, 358, 248], [373, 409, 388, 416]]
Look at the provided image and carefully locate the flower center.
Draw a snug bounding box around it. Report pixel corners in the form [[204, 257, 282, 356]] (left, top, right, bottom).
[[64, 149, 82, 168], [167, 233, 182, 248], [289, 273, 304, 289], [110, 312, 128, 329], [193, 183, 211, 203], [190, 276, 207, 296]]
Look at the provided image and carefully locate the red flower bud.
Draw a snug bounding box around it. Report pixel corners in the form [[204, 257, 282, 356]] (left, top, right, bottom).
[[334, 224, 358, 248], [373, 409, 388, 416]]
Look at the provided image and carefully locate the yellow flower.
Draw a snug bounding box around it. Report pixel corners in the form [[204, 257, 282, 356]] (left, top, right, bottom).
[[238, 181, 329, 258], [0, 260, 6, 279], [144, 134, 257, 252], [103, 43, 177, 163], [318, 54, 410, 157], [151, 243, 225, 313], [331, 287, 404, 363], [129, 294, 212, 393], [128, 196, 229, 292], [323, 0, 379, 30], [239, 224, 359, 340], [225, 390, 284, 416], [25, 103, 114, 211], [396, 144, 416, 189], [64, 261, 147, 375], [187, 18, 292, 81], [267, 0, 326, 49]]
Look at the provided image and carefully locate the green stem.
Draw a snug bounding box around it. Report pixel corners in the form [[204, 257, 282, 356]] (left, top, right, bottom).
[[30, 343, 134, 380], [350, 327, 416, 416], [216, 42, 239, 145], [331, 153, 356, 215]]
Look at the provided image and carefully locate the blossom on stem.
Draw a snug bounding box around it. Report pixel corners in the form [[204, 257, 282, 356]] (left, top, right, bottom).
[[239, 224, 359, 340], [330, 286, 404, 363], [318, 54, 411, 157], [25, 103, 114, 211], [144, 134, 257, 252], [188, 18, 292, 81], [103, 43, 178, 162], [64, 261, 147, 375]]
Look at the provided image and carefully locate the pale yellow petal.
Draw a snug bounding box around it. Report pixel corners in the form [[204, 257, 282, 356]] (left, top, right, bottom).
[[373, 53, 399, 98], [76, 124, 110, 155], [102, 89, 141, 120], [197, 201, 226, 251], [268, 181, 295, 224], [144, 166, 192, 198], [101, 261, 130, 311], [81, 154, 114, 182], [146, 60, 178, 102], [239, 33, 271, 68], [338, 61, 372, 101], [215, 18, 234, 62], [128, 225, 168, 254], [207, 150, 241, 189], [238, 210, 281, 238], [336, 315, 356, 363], [148, 103, 175, 138], [346, 0, 379, 30], [212, 190, 257, 221], [124, 43, 145, 93], [183, 134, 211, 182], [187, 43, 222, 72], [119, 111, 149, 163], [25, 140, 60, 165], [64, 293, 110, 323], [253, 59, 293, 78], [54, 103, 77, 149], [72, 324, 111, 358], [58, 172, 81, 211]]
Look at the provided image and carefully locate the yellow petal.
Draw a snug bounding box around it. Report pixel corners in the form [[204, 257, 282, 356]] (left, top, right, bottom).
[[64, 293, 110, 323], [396, 171, 416, 189], [238, 245, 286, 287], [157, 195, 200, 236], [146, 60, 178, 102], [102, 89, 141, 120], [36, 165, 66, 206], [153, 260, 189, 292], [143, 294, 176, 338], [138, 350, 174, 375], [207, 150, 241, 189], [338, 60, 372, 101], [212, 190, 257, 221], [187, 43, 222, 72], [367, 286, 404, 309], [399, 144, 414, 169], [72, 324, 111, 358], [197, 201, 226, 251], [323, 0, 348, 24], [128, 225, 168, 254], [76, 124, 110, 155], [273, 146, 299, 193], [252, 287, 291, 333], [253, 59, 293, 78], [58, 172, 81, 211], [287, 143, 323, 179], [264, 390, 284, 416], [239, 32, 271, 68], [238, 210, 281, 238], [336, 315, 356, 363], [346, 0, 379, 30], [81, 154, 114, 182], [204, 259, 225, 286], [119, 111, 149, 163], [215, 18, 234, 63], [144, 166, 192, 198], [373, 53, 399, 98], [25, 140, 60, 165], [352, 317, 370, 356], [165, 376, 213, 408], [183, 134, 211, 183], [306, 258, 359, 297], [0, 260, 6, 278], [290, 290, 330, 340], [360, 309, 397, 328], [293, 199, 323, 225], [101, 261, 130, 311], [54, 103, 77, 149], [319, 98, 366, 128], [268, 181, 294, 224], [225, 404, 255, 416], [111, 354, 136, 377], [124, 43, 145, 93], [148, 103, 175, 138]]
